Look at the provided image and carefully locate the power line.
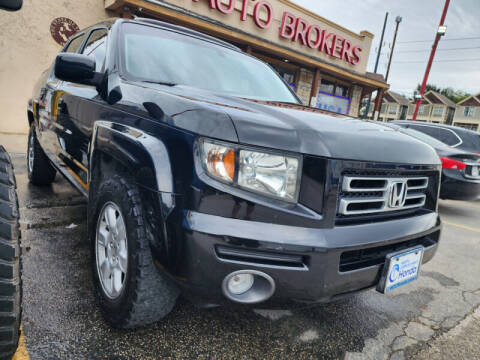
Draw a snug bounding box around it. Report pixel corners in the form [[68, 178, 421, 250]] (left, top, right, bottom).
[[380, 46, 480, 55], [395, 58, 480, 63], [397, 36, 480, 44], [397, 46, 480, 53]]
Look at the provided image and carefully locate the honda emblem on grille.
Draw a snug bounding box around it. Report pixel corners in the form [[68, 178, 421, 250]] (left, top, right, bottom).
[[388, 181, 408, 208]]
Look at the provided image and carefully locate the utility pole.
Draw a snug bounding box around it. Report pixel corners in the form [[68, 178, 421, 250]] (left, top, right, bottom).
[[363, 12, 388, 119], [375, 16, 402, 117], [385, 16, 402, 82], [412, 0, 450, 121]]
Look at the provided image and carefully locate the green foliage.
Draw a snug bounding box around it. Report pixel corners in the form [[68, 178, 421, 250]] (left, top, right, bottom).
[[414, 84, 471, 103]]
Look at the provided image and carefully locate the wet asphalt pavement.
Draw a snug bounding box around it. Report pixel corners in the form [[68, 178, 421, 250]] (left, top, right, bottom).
[[11, 155, 480, 359]]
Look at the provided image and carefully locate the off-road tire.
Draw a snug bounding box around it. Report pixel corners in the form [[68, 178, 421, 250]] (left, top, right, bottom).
[[0, 147, 21, 359], [27, 126, 56, 185], [88, 175, 179, 329]]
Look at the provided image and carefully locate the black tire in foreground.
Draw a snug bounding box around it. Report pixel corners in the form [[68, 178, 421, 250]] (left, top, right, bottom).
[[88, 175, 179, 329], [27, 126, 56, 186], [0, 146, 21, 359]]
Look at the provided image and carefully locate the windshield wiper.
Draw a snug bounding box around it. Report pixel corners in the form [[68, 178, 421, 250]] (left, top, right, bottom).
[[141, 80, 178, 87]]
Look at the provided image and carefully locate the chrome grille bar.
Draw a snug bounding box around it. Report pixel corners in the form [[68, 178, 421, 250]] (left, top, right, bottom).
[[339, 176, 429, 216]]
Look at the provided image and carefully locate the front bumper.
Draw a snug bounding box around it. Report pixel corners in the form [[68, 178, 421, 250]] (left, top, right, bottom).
[[440, 169, 480, 201], [175, 211, 441, 305]]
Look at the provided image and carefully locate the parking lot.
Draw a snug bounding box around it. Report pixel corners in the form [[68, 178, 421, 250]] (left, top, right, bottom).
[[12, 154, 480, 360]]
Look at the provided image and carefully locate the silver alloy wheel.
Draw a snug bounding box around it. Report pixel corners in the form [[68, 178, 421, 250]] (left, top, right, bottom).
[[95, 202, 128, 299], [28, 134, 34, 173]]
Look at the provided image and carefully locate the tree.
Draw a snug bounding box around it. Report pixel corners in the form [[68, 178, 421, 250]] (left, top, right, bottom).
[[414, 84, 471, 104]]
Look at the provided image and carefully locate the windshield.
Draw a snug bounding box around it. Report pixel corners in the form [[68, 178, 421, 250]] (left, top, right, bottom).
[[399, 127, 450, 149], [120, 23, 299, 103]]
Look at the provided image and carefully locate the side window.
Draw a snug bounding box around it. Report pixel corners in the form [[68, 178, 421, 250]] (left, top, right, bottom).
[[409, 125, 441, 140], [436, 129, 460, 146], [82, 29, 108, 72], [64, 34, 85, 53]]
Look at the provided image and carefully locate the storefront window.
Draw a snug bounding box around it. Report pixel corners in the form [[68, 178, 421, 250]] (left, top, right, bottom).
[[276, 68, 297, 91], [381, 104, 386, 114], [335, 85, 349, 97], [319, 79, 334, 94], [316, 91, 350, 115], [317, 79, 351, 114]]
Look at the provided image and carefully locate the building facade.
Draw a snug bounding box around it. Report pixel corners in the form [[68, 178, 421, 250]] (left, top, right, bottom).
[[369, 91, 410, 122], [406, 90, 455, 124], [452, 93, 480, 132], [0, 0, 387, 134], [0, 1, 112, 134]]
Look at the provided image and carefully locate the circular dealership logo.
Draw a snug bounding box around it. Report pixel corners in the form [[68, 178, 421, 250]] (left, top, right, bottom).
[[50, 17, 80, 46], [389, 264, 400, 283]]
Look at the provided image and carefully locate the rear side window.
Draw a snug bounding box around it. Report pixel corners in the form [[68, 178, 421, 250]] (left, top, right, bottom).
[[457, 132, 480, 152], [409, 125, 442, 140], [409, 125, 460, 146], [435, 129, 461, 146], [64, 34, 85, 53], [82, 29, 108, 71]]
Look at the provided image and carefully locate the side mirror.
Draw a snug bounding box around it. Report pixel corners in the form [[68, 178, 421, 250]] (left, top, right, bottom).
[[55, 53, 102, 87], [55, 53, 96, 84], [0, 0, 22, 11]]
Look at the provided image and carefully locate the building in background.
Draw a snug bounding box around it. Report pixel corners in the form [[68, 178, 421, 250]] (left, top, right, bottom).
[[105, 0, 388, 117], [452, 93, 480, 132], [369, 91, 410, 122], [0, 1, 111, 134], [406, 90, 455, 124], [0, 0, 388, 134]]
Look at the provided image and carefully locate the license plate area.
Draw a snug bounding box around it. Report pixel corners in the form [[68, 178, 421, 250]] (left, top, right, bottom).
[[471, 165, 479, 178], [466, 164, 480, 179], [377, 246, 424, 294]]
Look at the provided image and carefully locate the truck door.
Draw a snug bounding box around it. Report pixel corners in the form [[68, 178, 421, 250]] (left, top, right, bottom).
[[40, 33, 87, 170], [54, 28, 109, 190]]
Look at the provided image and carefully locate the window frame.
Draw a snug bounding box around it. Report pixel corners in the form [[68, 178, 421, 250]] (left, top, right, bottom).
[[464, 106, 475, 117], [432, 106, 444, 117], [62, 32, 87, 54], [80, 26, 109, 72], [388, 104, 398, 115]]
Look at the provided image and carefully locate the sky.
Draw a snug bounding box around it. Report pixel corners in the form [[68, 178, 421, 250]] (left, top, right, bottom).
[[292, 0, 480, 97]]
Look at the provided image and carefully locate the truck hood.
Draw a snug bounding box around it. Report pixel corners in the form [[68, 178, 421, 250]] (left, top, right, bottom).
[[128, 83, 440, 165]]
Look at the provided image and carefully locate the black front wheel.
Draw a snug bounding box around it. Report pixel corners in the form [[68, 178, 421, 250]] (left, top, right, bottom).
[[88, 175, 179, 329], [27, 126, 56, 186]]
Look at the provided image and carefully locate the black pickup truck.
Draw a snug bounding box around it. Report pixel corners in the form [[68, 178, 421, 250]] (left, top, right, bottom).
[[27, 18, 442, 329]]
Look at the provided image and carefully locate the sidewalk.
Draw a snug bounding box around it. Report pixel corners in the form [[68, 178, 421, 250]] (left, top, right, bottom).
[[0, 133, 27, 154]]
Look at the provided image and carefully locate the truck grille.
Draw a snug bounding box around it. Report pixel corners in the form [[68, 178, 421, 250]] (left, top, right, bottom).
[[338, 176, 429, 216], [339, 232, 439, 272]]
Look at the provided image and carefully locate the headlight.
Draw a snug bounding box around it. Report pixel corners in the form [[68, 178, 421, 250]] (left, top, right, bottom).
[[199, 139, 301, 203], [200, 141, 235, 183]]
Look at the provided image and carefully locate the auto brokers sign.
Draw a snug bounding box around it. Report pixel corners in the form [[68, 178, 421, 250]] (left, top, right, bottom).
[[145, 0, 372, 73], [192, 0, 363, 66]]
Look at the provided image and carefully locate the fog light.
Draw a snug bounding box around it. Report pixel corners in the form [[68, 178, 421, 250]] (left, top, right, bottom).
[[227, 273, 254, 295]]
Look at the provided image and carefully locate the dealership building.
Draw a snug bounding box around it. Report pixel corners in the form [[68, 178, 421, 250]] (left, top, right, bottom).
[[0, 0, 388, 134]]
